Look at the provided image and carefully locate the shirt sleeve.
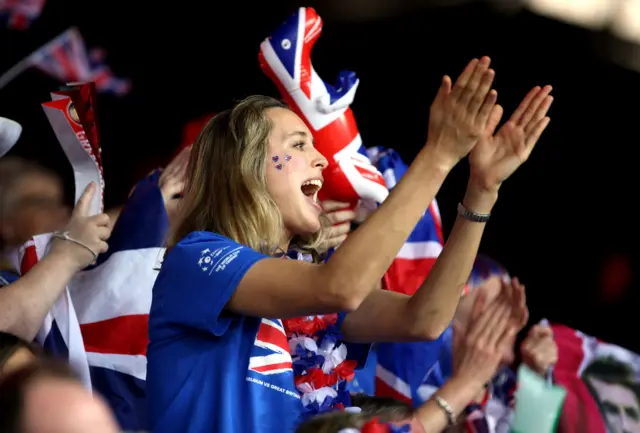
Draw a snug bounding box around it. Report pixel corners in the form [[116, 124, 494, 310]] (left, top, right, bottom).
[[153, 233, 268, 336], [337, 312, 371, 369]]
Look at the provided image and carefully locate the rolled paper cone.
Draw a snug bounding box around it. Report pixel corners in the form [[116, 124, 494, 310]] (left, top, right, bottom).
[[42, 86, 104, 215]]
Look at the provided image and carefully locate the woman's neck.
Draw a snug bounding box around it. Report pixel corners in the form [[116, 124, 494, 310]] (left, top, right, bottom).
[[277, 228, 293, 255]]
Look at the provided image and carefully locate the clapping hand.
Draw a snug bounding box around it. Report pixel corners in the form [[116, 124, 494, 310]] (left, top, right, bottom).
[[427, 57, 500, 169], [469, 85, 553, 192], [500, 277, 529, 331], [452, 290, 517, 389], [521, 324, 558, 376]]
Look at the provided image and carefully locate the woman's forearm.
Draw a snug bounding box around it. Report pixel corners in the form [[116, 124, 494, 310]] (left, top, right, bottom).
[[404, 181, 498, 339], [321, 145, 453, 309], [0, 251, 77, 340]]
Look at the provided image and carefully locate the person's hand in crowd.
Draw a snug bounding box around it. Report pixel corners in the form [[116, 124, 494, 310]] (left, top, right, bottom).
[[159, 145, 190, 219], [452, 290, 517, 390], [500, 277, 529, 332], [49, 182, 111, 272], [468, 85, 553, 194], [320, 200, 356, 251], [426, 56, 499, 169], [520, 324, 558, 376]]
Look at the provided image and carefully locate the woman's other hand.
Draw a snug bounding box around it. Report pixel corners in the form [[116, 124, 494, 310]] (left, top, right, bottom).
[[469, 85, 553, 195], [320, 200, 356, 251]]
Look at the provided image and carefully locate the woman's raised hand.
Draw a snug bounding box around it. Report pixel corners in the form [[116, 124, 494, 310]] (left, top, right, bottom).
[[427, 57, 499, 169], [469, 85, 553, 193]]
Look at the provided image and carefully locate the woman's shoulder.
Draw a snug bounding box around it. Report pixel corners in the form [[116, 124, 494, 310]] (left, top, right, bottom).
[[167, 231, 263, 264], [176, 231, 240, 249]]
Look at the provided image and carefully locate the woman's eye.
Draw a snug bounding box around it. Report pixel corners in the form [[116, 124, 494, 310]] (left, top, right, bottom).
[[293, 141, 305, 150]]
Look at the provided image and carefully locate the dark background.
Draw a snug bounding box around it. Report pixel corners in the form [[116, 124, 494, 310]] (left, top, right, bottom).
[[1, 1, 637, 349]]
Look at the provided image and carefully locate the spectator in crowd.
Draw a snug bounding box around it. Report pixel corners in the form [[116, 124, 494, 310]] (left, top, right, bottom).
[[296, 289, 519, 432], [0, 183, 111, 340], [418, 256, 558, 432], [0, 157, 69, 279], [0, 359, 120, 433]]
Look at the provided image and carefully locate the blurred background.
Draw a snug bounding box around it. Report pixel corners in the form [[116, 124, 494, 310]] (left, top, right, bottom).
[[1, 0, 638, 350]]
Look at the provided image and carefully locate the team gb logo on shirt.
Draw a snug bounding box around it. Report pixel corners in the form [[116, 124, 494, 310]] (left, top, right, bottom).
[[197, 246, 243, 275], [197, 248, 217, 272]]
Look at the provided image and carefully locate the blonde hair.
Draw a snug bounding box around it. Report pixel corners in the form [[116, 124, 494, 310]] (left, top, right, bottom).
[[168, 95, 328, 257], [295, 394, 412, 433]]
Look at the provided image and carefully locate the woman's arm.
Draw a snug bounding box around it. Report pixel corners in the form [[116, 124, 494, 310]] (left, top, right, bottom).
[[341, 183, 496, 342], [0, 183, 110, 340], [226, 58, 498, 319], [341, 85, 553, 342]]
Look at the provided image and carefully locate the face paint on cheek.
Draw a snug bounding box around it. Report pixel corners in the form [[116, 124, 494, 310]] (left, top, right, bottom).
[[271, 154, 292, 171]]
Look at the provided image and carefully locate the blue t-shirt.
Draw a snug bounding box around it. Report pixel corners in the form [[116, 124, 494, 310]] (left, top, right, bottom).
[[0, 269, 18, 287], [147, 231, 369, 433]]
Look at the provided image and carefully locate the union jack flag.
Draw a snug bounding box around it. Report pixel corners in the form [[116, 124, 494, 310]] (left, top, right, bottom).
[[249, 319, 294, 375], [0, 0, 46, 30], [28, 27, 131, 96]]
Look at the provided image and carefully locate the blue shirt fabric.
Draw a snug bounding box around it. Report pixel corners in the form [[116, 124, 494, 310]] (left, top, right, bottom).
[[0, 269, 18, 287], [147, 231, 369, 433]]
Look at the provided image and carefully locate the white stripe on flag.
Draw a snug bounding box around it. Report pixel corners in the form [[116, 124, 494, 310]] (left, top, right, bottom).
[[86, 352, 147, 381], [396, 241, 443, 260], [69, 247, 163, 324], [375, 363, 412, 399]]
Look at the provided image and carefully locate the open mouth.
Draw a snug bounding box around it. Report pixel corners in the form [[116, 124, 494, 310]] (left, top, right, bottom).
[[301, 179, 322, 207]]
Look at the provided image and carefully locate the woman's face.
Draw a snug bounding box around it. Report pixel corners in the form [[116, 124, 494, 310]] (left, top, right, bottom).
[[265, 107, 328, 237]]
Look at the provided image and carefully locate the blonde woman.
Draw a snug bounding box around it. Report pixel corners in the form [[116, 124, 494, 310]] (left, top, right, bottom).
[[147, 57, 553, 433]]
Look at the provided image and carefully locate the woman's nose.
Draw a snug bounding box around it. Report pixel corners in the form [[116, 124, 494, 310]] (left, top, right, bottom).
[[312, 148, 328, 170]]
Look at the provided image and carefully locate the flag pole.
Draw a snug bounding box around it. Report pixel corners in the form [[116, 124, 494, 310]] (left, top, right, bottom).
[[0, 27, 76, 91], [0, 56, 35, 90]]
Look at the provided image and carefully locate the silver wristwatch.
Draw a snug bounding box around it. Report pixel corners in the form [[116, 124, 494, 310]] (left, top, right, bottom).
[[457, 202, 491, 223]]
